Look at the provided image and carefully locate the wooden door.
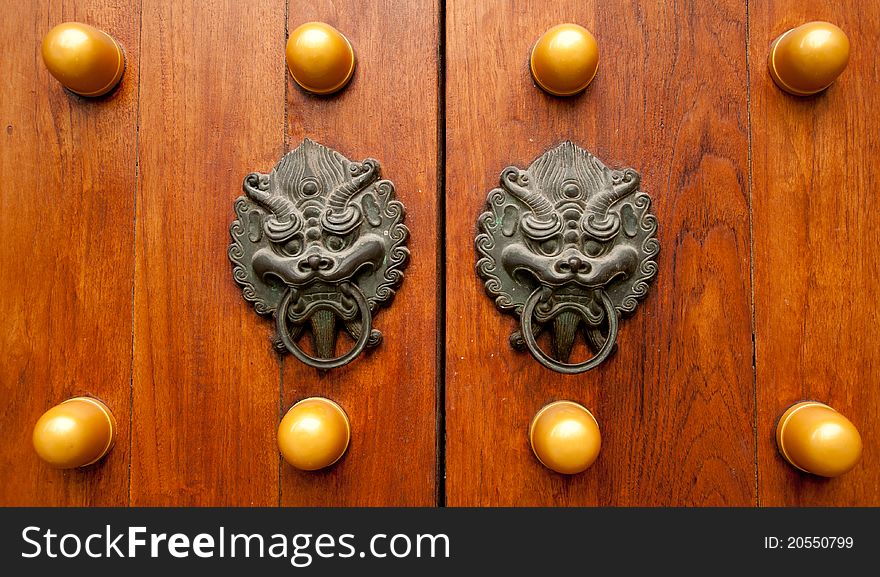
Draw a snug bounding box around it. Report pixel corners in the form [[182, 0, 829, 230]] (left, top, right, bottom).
[[751, 1, 879, 506], [1, 0, 877, 507], [444, 0, 879, 506], [446, 0, 756, 506], [0, 0, 439, 507]]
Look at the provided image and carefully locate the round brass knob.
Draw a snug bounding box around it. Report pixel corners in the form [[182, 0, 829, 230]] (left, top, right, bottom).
[[286, 22, 355, 95], [32, 397, 117, 468], [278, 397, 350, 471], [529, 400, 601, 474], [530, 23, 599, 97], [41, 22, 125, 97], [768, 21, 849, 96], [776, 401, 862, 477]]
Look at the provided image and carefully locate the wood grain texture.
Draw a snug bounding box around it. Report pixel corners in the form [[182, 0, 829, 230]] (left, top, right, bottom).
[[446, 0, 756, 506], [131, 0, 286, 505], [751, 1, 880, 505], [281, 0, 439, 506], [6, 0, 875, 508], [0, 0, 139, 506]]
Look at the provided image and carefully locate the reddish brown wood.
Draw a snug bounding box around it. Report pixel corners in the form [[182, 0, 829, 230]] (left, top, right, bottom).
[[130, 0, 287, 505], [751, 0, 880, 505], [0, 0, 139, 505], [280, 0, 439, 506], [5, 0, 877, 509], [445, 0, 756, 506]]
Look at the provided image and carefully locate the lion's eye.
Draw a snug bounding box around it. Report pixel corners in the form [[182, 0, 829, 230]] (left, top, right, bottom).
[[279, 237, 303, 257], [562, 182, 580, 198], [539, 238, 559, 256], [300, 179, 320, 196], [583, 240, 605, 257], [324, 235, 346, 252]]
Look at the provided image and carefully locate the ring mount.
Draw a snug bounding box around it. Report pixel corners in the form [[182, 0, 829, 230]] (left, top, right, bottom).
[[475, 141, 658, 374], [229, 139, 409, 370]]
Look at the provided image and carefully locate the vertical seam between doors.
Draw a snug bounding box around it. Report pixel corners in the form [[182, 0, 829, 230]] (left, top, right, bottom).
[[435, 0, 447, 508], [744, 0, 760, 508], [128, 0, 145, 508]]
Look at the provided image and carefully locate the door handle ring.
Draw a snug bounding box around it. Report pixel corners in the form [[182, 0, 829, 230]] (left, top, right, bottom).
[[276, 282, 373, 370], [520, 287, 618, 374]]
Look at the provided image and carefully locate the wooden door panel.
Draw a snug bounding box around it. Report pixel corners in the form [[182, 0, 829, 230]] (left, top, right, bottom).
[[751, 0, 880, 505], [445, 0, 756, 506], [0, 0, 139, 506], [281, 0, 440, 506], [1, 0, 439, 507], [3, 0, 877, 508], [131, 0, 287, 505]]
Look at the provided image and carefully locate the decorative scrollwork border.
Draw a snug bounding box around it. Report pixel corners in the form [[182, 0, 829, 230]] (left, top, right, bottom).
[[476, 188, 520, 314], [618, 191, 659, 314], [370, 180, 410, 312], [228, 197, 273, 315]]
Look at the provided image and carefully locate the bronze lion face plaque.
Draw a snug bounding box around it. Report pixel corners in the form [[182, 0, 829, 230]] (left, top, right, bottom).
[[476, 141, 658, 374], [229, 139, 408, 370]]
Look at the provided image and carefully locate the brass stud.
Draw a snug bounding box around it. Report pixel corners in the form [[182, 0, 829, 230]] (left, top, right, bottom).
[[41, 22, 125, 97], [286, 22, 355, 95], [530, 23, 599, 97], [529, 400, 601, 474], [32, 397, 117, 469], [768, 21, 850, 96], [776, 401, 862, 477], [278, 397, 351, 471]]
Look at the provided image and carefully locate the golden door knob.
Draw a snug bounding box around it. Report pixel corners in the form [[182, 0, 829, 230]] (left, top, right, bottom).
[[286, 22, 355, 95], [529, 400, 601, 474], [776, 401, 862, 477], [530, 23, 599, 97], [768, 21, 849, 96], [32, 397, 117, 468], [41, 22, 125, 97], [278, 397, 350, 471]]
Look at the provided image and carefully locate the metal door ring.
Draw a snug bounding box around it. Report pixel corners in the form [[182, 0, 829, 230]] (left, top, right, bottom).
[[276, 282, 372, 370], [520, 288, 618, 374]]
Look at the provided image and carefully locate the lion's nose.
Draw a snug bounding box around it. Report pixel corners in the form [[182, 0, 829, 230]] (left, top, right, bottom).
[[300, 255, 334, 271], [555, 255, 591, 275]]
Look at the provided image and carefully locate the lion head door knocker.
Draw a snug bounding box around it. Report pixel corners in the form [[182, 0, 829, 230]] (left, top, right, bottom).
[[229, 139, 409, 370], [475, 141, 658, 374]]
